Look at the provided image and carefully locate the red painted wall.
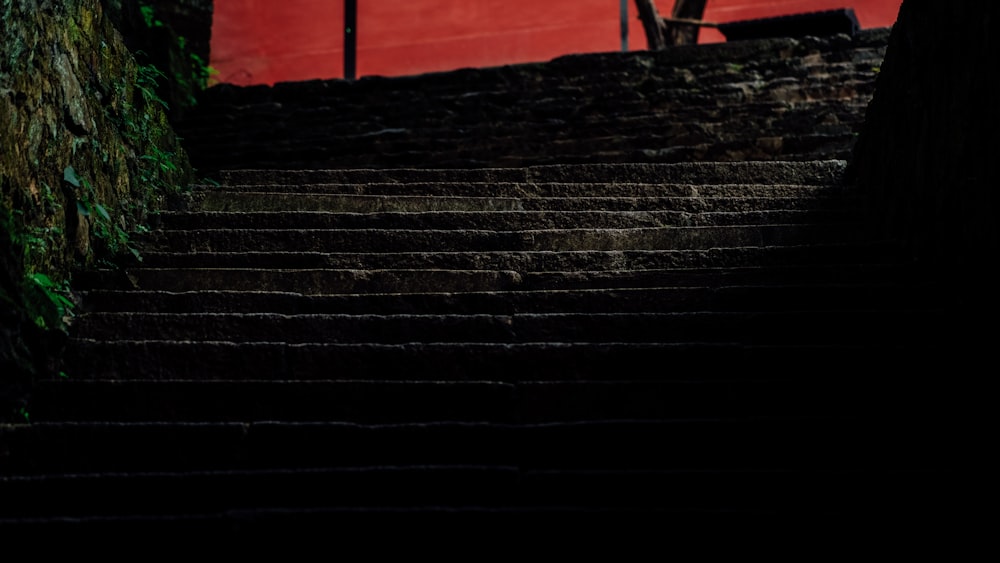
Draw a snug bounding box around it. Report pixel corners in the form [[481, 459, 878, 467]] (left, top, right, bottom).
[[209, 0, 903, 86]]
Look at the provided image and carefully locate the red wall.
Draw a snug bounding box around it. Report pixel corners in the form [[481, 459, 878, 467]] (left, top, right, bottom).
[[209, 0, 903, 86]]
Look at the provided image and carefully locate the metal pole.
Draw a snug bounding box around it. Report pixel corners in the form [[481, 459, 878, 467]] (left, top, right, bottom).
[[620, 0, 629, 51], [345, 0, 357, 80]]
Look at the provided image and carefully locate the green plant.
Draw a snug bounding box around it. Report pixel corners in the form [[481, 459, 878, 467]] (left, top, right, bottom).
[[64, 165, 141, 263], [139, 4, 161, 29], [27, 272, 75, 330], [136, 1, 218, 108], [135, 59, 170, 110], [1, 206, 75, 333], [177, 35, 219, 96]]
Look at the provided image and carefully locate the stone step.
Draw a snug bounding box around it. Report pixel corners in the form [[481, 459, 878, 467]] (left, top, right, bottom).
[[182, 72, 875, 131], [185, 193, 854, 213], [69, 309, 952, 345], [185, 181, 852, 198], [184, 133, 862, 171], [182, 68, 875, 122], [25, 379, 874, 424], [186, 137, 859, 172], [135, 225, 860, 254], [1, 418, 929, 476], [0, 465, 936, 526], [188, 58, 879, 113], [206, 161, 848, 186], [181, 100, 869, 150], [150, 210, 854, 231], [74, 262, 914, 293], [62, 339, 955, 381], [74, 280, 935, 315], [121, 243, 900, 270]]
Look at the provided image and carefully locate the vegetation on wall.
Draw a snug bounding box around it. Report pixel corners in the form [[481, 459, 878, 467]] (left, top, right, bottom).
[[137, 0, 217, 108], [1, 0, 197, 420], [103, 0, 217, 121]]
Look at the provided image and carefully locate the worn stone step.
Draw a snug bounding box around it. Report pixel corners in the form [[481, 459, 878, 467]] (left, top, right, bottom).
[[244, 137, 853, 171], [150, 210, 854, 231], [186, 193, 855, 213], [187, 133, 861, 170], [186, 180, 853, 197], [182, 79, 872, 138], [74, 280, 938, 315], [136, 225, 860, 254], [184, 107, 865, 163], [208, 161, 848, 186], [125, 243, 899, 270], [69, 309, 952, 345], [25, 379, 870, 424], [0, 418, 926, 476], [188, 98, 865, 138], [27, 380, 517, 424], [0, 466, 935, 524], [75, 262, 915, 293], [62, 340, 953, 381], [184, 81, 871, 133], [409, 139, 854, 170], [185, 63, 876, 123]]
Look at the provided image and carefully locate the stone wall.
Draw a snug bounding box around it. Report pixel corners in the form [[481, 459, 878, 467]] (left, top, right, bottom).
[[1, 0, 194, 417], [851, 1, 999, 285]]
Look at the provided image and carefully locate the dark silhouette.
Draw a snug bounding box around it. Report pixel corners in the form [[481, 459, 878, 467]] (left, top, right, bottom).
[[634, 0, 709, 49]]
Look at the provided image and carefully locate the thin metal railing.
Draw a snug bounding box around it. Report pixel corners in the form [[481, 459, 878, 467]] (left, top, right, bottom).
[[344, 0, 357, 79]]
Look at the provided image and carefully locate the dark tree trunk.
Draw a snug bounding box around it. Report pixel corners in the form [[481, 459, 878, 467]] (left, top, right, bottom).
[[634, 0, 709, 50], [667, 0, 708, 45], [633, 0, 667, 51]]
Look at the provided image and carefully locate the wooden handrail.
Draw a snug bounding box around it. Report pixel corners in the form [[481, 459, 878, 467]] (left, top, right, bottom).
[[661, 17, 719, 28]]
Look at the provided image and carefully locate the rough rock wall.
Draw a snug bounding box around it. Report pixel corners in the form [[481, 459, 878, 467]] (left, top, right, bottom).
[[851, 1, 999, 282], [1, 0, 193, 418]]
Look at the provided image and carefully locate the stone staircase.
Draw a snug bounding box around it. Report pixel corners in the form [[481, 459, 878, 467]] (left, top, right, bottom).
[[0, 28, 964, 536]]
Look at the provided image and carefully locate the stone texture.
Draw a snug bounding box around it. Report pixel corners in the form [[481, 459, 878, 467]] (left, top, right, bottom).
[[175, 29, 890, 172]]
